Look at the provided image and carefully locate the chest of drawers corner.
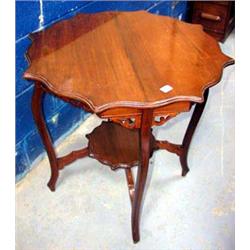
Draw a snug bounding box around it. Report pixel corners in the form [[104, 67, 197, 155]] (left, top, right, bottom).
[[191, 1, 235, 42]]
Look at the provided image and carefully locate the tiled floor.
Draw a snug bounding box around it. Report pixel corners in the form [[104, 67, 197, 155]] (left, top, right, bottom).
[[16, 31, 235, 250]]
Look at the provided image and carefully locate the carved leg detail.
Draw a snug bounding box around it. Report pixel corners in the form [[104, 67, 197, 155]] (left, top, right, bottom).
[[131, 109, 153, 243], [32, 84, 59, 191], [180, 89, 209, 176]]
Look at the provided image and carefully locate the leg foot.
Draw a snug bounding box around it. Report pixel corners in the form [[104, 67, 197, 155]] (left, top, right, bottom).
[[47, 174, 58, 192], [180, 153, 189, 176], [181, 162, 189, 177], [133, 232, 140, 244], [47, 182, 56, 192]]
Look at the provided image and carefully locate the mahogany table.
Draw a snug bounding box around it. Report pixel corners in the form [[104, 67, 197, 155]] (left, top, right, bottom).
[[23, 11, 234, 243]]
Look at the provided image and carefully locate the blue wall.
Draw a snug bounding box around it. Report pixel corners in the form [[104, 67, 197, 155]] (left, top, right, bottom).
[[16, 0, 188, 181]]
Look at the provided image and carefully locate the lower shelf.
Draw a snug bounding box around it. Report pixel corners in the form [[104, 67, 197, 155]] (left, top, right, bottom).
[[86, 122, 156, 170]]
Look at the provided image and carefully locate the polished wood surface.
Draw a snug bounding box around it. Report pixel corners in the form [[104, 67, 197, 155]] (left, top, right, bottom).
[[24, 11, 233, 114], [27, 11, 234, 243], [132, 109, 153, 242], [86, 121, 155, 170], [32, 84, 59, 191], [125, 168, 135, 204]]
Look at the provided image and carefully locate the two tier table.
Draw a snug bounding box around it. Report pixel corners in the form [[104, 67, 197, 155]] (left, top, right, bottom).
[[23, 11, 234, 243]]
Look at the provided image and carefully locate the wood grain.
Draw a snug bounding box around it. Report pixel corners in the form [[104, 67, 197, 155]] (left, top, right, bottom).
[[24, 11, 234, 114], [86, 121, 155, 170], [132, 109, 153, 243], [32, 84, 59, 191]]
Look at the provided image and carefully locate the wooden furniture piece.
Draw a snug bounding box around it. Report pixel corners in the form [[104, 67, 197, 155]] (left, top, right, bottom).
[[23, 11, 234, 243], [191, 1, 235, 42]]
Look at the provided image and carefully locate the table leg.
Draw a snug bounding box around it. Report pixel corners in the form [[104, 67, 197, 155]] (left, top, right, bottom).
[[180, 89, 209, 176], [131, 109, 153, 243], [32, 84, 59, 191], [125, 168, 135, 204]]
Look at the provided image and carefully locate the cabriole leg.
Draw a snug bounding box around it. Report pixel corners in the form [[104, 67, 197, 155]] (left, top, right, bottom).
[[131, 109, 153, 243], [32, 83, 59, 191], [180, 89, 209, 176]]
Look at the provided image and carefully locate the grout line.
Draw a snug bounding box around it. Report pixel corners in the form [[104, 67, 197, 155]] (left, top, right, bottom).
[[16, 101, 70, 146], [16, 1, 96, 43], [38, 0, 44, 30], [16, 1, 163, 44], [16, 112, 87, 183], [146, 1, 163, 12], [16, 85, 33, 99], [16, 35, 29, 44]]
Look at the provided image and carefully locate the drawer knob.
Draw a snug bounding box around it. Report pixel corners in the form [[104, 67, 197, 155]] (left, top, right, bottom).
[[200, 12, 221, 22]]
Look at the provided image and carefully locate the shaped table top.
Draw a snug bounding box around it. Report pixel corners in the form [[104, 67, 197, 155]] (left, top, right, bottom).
[[24, 11, 234, 113]]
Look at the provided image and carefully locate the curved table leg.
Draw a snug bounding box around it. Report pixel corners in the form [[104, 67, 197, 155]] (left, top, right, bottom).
[[32, 84, 59, 191], [180, 89, 209, 176], [131, 109, 153, 243]]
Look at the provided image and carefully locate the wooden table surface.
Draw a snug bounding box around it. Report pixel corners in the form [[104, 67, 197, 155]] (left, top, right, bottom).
[[24, 11, 233, 114]]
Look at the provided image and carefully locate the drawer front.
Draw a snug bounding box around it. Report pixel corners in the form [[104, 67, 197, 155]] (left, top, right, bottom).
[[212, 1, 230, 6], [192, 2, 229, 33]]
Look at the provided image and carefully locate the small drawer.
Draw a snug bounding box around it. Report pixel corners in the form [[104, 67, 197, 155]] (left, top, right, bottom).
[[212, 1, 230, 6], [192, 2, 229, 33]]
